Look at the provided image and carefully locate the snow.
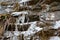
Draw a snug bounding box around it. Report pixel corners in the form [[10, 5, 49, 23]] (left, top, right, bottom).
[[19, 0, 31, 3], [7, 5, 14, 8], [23, 22, 43, 36], [14, 31, 20, 36], [5, 8, 14, 13], [35, 27, 43, 32], [46, 13, 55, 20], [15, 21, 37, 25], [21, 31, 26, 34], [50, 13, 55, 20], [49, 36, 60, 40], [53, 20, 60, 29], [18, 14, 25, 23], [19, 22, 43, 37], [4, 31, 13, 38], [12, 36, 19, 40], [14, 23, 20, 36], [0, 9, 7, 14], [11, 11, 28, 16], [12, 11, 29, 24]]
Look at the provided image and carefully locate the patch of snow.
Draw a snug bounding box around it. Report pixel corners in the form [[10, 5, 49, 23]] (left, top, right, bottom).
[[46, 13, 55, 20], [11, 11, 28, 16], [19, 3, 24, 6], [53, 20, 60, 29], [0, 9, 7, 14], [23, 22, 43, 36], [49, 36, 60, 40], [19, 0, 31, 3], [35, 27, 43, 32], [12, 36, 19, 40], [21, 31, 26, 34], [5, 8, 14, 13], [7, 5, 14, 8], [14, 24, 20, 36], [4, 31, 13, 38], [18, 14, 25, 23], [14, 31, 20, 36]]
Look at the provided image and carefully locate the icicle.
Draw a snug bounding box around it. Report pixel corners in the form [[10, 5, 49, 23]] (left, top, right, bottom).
[[19, 14, 25, 23], [13, 24, 19, 40], [14, 24, 20, 36]]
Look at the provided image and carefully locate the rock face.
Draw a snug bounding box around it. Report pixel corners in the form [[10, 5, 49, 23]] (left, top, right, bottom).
[[0, 26, 4, 37], [1, 0, 60, 40]]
